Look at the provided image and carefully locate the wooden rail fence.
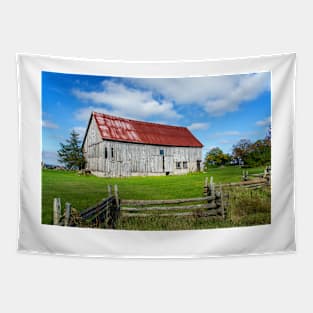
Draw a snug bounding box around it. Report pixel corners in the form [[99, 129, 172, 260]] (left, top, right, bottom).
[[53, 171, 270, 228], [53, 184, 120, 228], [241, 166, 271, 186], [121, 176, 226, 219]]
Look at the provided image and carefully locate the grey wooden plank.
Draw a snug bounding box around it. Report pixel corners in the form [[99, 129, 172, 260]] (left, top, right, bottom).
[[121, 203, 217, 211]]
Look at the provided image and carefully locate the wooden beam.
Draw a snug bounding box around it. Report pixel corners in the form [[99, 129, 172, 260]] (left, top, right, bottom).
[[121, 203, 217, 211], [121, 196, 216, 206], [221, 179, 267, 187], [122, 209, 220, 218]]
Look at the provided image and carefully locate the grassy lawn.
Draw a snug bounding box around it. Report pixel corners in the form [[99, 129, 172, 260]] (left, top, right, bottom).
[[42, 166, 270, 230]]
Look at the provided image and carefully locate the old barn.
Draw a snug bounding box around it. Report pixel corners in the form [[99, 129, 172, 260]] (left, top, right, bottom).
[[82, 112, 203, 177]]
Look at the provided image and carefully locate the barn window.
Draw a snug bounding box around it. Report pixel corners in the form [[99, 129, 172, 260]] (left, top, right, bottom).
[[105, 147, 108, 159], [160, 149, 164, 155], [183, 161, 188, 169], [111, 147, 114, 159], [176, 162, 181, 169]]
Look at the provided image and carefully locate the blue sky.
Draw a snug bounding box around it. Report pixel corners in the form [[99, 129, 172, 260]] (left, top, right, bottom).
[[42, 71, 271, 165]]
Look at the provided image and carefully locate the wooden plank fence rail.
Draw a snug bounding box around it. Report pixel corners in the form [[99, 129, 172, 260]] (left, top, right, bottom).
[[79, 196, 114, 219], [121, 203, 217, 212], [221, 178, 268, 188], [121, 195, 216, 206], [122, 210, 221, 218]]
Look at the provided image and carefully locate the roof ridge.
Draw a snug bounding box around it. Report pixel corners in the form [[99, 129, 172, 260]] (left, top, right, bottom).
[[93, 111, 187, 129]]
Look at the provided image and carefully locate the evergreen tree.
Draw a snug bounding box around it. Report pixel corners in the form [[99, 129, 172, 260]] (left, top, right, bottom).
[[57, 130, 86, 170]]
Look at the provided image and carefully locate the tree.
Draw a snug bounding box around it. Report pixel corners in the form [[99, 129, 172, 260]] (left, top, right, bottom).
[[232, 139, 252, 165], [265, 126, 271, 145], [232, 131, 271, 168], [244, 139, 271, 167], [57, 130, 86, 170], [205, 147, 231, 168]]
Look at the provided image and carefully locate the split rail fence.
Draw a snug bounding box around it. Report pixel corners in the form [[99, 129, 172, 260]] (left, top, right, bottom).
[[120, 176, 226, 219], [53, 170, 270, 229], [53, 185, 120, 228]]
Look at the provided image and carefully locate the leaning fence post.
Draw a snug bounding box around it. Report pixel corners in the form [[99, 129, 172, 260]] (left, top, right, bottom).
[[64, 202, 71, 226], [53, 198, 61, 225]]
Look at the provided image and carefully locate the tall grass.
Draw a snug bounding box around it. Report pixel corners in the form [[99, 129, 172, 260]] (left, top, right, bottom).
[[225, 186, 271, 226]]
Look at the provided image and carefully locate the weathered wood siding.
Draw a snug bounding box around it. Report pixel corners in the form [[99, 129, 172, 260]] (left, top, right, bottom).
[[83, 116, 202, 177]]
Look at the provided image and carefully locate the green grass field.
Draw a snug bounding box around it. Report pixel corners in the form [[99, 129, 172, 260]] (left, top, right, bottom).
[[42, 166, 270, 230]]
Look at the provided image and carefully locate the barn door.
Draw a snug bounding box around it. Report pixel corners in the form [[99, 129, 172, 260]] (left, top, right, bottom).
[[164, 156, 174, 173]]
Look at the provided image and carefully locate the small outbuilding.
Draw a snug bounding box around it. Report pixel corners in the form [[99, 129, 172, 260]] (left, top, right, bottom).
[[82, 112, 203, 177]]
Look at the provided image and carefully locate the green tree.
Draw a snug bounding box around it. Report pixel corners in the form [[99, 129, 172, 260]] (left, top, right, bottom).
[[205, 147, 231, 168], [232, 139, 252, 165], [57, 130, 86, 170], [232, 130, 271, 168], [244, 139, 271, 167]]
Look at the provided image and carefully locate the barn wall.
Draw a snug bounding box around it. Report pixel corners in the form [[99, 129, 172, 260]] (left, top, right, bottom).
[[83, 117, 202, 177]]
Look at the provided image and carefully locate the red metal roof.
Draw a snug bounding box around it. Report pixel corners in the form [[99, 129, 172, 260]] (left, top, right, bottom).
[[92, 112, 203, 147]]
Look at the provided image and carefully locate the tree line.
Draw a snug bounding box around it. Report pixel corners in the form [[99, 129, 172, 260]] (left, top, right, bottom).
[[204, 128, 271, 169]]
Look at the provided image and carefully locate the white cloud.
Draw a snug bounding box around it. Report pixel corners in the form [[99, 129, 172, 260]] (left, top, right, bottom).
[[73, 126, 86, 139], [73, 81, 181, 121], [187, 122, 210, 131], [74, 106, 102, 121], [130, 76, 237, 104], [204, 73, 270, 115], [129, 72, 270, 116], [42, 120, 58, 129], [213, 131, 241, 137], [256, 116, 271, 126]]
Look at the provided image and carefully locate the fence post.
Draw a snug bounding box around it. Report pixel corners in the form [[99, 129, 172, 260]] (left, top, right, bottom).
[[64, 202, 71, 226], [219, 184, 225, 219], [209, 176, 214, 196], [204, 177, 209, 196], [114, 184, 119, 206], [53, 198, 61, 225], [209, 176, 216, 210], [113, 184, 120, 228], [108, 184, 112, 197]]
